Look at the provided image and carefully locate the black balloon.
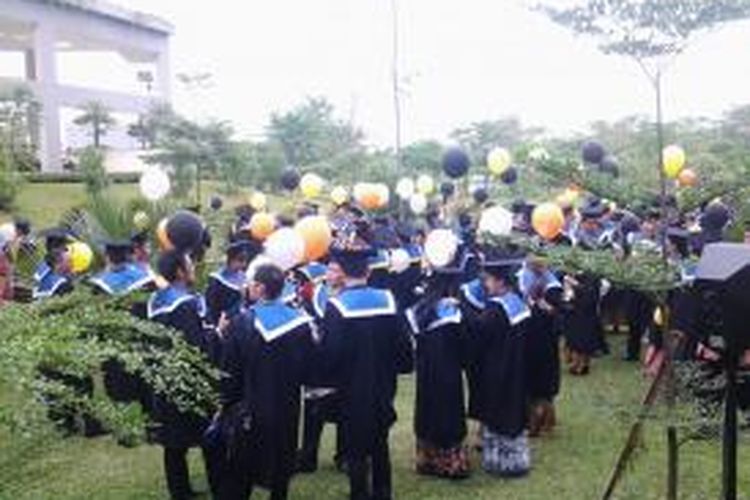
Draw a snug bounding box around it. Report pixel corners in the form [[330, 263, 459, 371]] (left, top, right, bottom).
[[209, 195, 223, 211], [166, 210, 205, 252], [500, 166, 518, 185], [473, 188, 489, 205], [440, 181, 455, 199], [280, 168, 301, 191], [582, 141, 606, 165], [702, 201, 730, 231], [442, 147, 470, 179], [600, 155, 620, 177]]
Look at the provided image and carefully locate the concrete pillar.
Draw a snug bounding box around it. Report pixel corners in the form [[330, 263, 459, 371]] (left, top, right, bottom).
[[32, 22, 62, 172]]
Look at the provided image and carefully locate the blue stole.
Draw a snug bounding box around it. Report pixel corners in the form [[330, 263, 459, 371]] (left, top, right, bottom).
[[329, 286, 397, 319], [34, 261, 51, 283], [460, 278, 486, 311], [406, 297, 462, 335], [147, 285, 204, 319], [517, 264, 562, 301], [368, 250, 390, 271], [210, 266, 246, 292], [280, 280, 297, 305], [90, 263, 153, 296], [299, 262, 328, 284], [252, 300, 310, 342], [312, 283, 331, 320], [33, 271, 70, 300], [489, 292, 531, 327]]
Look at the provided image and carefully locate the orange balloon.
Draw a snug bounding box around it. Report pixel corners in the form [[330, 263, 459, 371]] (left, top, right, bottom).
[[678, 168, 698, 187], [295, 215, 332, 262], [249, 212, 277, 241], [358, 186, 382, 211], [156, 218, 173, 250], [532, 202, 565, 241]]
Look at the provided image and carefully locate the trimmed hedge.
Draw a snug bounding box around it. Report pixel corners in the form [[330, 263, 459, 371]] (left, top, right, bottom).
[[24, 172, 140, 184]]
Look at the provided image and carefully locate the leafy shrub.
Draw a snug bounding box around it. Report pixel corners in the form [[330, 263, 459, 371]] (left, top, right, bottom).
[[78, 147, 110, 196]]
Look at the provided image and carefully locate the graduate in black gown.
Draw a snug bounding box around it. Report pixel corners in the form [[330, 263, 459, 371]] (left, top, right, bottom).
[[205, 240, 260, 325], [320, 239, 413, 500], [296, 259, 346, 474], [406, 229, 470, 479], [469, 248, 532, 478], [217, 263, 316, 500], [146, 250, 220, 500], [517, 256, 563, 437]]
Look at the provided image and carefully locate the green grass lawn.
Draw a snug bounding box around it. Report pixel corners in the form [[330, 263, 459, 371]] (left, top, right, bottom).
[[1, 338, 746, 500]]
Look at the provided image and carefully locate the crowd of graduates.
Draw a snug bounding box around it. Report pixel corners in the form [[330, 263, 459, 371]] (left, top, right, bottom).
[[3, 183, 737, 500]]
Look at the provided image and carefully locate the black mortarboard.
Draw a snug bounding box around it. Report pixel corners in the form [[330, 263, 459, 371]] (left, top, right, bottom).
[[227, 239, 262, 261], [131, 230, 149, 246], [482, 245, 526, 279], [14, 218, 31, 236], [40, 227, 75, 251]]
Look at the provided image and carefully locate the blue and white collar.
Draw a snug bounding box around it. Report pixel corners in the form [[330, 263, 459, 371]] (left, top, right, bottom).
[[406, 297, 462, 335], [489, 292, 531, 326], [330, 286, 397, 319], [147, 285, 196, 319], [33, 272, 69, 300], [90, 263, 154, 296], [460, 279, 485, 310], [252, 301, 311, 342], [517, 264, 562, 299], [210, 266, 247, 292]]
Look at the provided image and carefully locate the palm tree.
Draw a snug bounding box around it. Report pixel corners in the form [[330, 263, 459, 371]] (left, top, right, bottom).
[[73, 101, 116, 148]]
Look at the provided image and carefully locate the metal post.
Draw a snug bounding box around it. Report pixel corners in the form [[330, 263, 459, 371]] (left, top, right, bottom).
[[722, 321, 738, 500]]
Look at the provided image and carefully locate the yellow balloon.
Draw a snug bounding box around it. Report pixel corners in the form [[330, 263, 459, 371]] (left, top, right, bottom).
[[663, 145, 686, 179], [416, 174, 435, 196], [250, 192, 267, 211], [331, 185, 349, 206], [300, 173, 324, 199], [487, 147, 512, 175], [68, 241, 93, 274]]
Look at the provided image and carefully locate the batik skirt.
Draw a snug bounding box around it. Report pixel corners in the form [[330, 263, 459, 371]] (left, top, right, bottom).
[[416, 440, 470, 479], [481, 428, 530, 477]]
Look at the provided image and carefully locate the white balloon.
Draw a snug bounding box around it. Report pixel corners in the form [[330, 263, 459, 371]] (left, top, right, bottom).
[[139, 167, 171, 201], [416, 174, 435, 195], [375, 183, 390, 206], [389, 248, 411, 274], [264, 228, 305, 271], [478, 206, 514, 237], [424, 229, 459, 269], [409, 193, 428, 214], [395, 178, 415, 200]]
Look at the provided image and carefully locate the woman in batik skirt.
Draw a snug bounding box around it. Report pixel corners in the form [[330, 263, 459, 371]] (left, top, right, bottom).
[[407, 236, 470, 479]]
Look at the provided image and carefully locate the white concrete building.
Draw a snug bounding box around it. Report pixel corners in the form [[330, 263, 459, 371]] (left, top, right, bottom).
[[0, 0, 172, 171]]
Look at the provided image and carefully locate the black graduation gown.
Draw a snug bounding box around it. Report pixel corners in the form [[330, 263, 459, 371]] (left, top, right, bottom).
[[321, 285, 413, 457], [518, 267, 563, 402], [470, 292, 530, 437], [205, 267, 246, 325], [220, 301, 315, 489], [407, 299, 467, 448], [459, 278, 486, 419], [147, 286, 216, 448], [564, 273, 602, 355]]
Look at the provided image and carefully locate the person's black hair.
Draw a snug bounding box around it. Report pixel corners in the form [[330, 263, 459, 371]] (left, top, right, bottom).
[[412, 272, 461, 332], [107, 245, 132, 266], [157, 250, 189, 283], [14, 218, 31, 236], [253, 263, 286, 300], [338, 255, 370, 279], [44, 247, 67, 269]]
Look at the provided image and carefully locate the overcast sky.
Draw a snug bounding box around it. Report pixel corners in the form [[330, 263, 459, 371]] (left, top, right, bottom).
[[7, 0, 750, 146]]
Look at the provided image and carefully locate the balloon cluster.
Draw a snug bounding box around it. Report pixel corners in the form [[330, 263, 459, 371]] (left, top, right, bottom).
[[581, 141, 618, 177]]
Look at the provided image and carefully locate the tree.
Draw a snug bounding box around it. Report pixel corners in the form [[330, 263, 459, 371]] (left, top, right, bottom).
[[73, 101, 116, 148], [450, 117, 543, 164], [535, 0, 750, 232], [401, 140, 443, 174], [0, 84, 41, 172], [267, 97, 364, 166]]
